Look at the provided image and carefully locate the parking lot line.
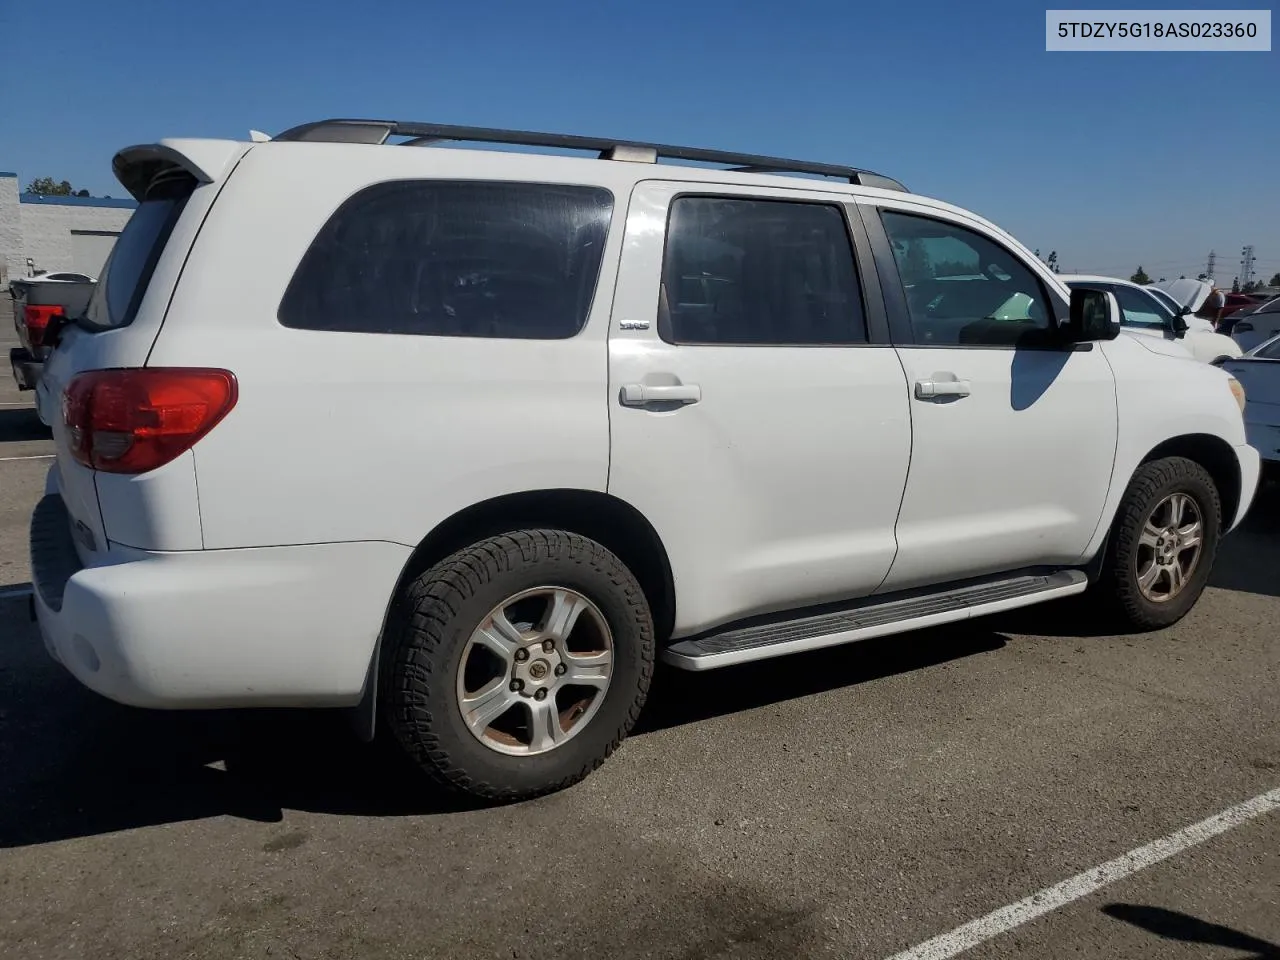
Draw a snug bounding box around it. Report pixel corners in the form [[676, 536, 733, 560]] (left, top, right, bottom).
[[883, 786, 1280, 960], [0, 454, 54, 462]]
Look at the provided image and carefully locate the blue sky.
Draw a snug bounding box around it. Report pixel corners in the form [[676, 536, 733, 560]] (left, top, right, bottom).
[[2, 0, 1276, 283]]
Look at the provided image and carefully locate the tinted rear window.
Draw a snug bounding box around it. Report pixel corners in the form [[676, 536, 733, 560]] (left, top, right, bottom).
[[82, 174, 193, 329], [278, 180, 614, 339]]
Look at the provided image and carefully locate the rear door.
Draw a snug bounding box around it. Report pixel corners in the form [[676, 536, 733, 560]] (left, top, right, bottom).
[[607, 180, 913, 637]]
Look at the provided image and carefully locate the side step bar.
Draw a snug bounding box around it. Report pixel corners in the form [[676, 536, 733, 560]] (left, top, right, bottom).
[[662, 570, 1089, 671]]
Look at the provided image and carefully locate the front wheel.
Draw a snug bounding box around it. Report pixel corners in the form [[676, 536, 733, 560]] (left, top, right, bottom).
[[381, 530, 654, 801], [1095, 456, 1222, 630]]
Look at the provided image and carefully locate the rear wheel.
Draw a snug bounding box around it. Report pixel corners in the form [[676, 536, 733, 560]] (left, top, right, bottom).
[[381, 530, 654, 801], [1095, 457, 1221, 630]]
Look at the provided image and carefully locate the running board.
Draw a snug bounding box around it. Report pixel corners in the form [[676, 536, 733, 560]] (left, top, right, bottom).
[[662, 570, 1088, 671]]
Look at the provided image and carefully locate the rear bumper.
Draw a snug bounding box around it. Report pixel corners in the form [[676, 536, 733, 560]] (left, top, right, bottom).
[[30, 494, 411, 709], [9, 347, 41, 391]]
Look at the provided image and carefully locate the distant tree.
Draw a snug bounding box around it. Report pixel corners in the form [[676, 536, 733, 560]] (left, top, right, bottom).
[[1270, 272, 1280, 287], [1046, 251, 1059, 273], [74, 189, 89, 197], [1197, 273, 1208, 281], [1231, 277, 1241, 293], [25, 176, 75, 196], [1130, 266, 1152, 285]]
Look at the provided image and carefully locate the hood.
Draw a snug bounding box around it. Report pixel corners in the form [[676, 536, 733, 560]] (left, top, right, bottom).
[[1122, 329, 1197, 359], [1153, 278, 1213, 312]]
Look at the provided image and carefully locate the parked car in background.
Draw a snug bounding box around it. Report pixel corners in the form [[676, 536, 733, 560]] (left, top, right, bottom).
[[29, 118, 1259, 801], [1145, 284, 1189, 316], [1221, 332, 1280, 478], [9, 276, 96, 391], [1224, 296, 1280, 348], [1062, 275, 1241, 364], [20, 271, 97, 284]]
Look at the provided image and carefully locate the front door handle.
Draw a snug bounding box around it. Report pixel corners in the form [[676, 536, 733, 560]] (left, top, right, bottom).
[[619, 383, 701, 406], [914, 378, 971, 399]]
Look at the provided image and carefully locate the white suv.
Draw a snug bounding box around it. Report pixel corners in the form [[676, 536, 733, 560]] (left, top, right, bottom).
[[29, 120, 1260, 800]]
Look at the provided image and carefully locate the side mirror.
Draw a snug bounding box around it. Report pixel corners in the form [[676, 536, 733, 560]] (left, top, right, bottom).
[[1065, 287, 1121, 342], [1171, 314, 1189, 338]]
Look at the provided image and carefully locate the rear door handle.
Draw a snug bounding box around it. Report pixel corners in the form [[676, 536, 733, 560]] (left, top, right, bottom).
[[619, 383, 702, 406], [914, 378, 971, 399]]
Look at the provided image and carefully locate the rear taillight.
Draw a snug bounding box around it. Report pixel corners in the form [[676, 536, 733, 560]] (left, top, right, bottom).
[[24, 304, 64, 349], [62, 368, 238, 474]]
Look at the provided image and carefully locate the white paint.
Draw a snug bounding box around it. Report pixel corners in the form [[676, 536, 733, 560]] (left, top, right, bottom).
[[0, 453, 54, 461], [608, 180, 913, 636], [32, 537, 411, 708], [883, 786, 1280, 960], [0, 585, 33, 600], [27, 131, 1264, 722]]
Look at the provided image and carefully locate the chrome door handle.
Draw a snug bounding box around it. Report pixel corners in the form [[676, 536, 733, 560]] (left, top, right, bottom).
[[914, 378, 971, 399], [619, 383, 701, 406]]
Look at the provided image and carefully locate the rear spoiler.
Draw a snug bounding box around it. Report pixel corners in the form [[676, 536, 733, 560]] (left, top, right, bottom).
[[112, 139, 250, 201]]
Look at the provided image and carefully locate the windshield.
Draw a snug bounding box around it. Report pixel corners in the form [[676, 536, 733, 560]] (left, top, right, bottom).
[[1146, 286, 1183, 315], [80, 177, 193, 329]]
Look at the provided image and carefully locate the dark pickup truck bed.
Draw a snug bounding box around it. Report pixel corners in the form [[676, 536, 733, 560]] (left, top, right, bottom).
[[9, 278, 95, 390]]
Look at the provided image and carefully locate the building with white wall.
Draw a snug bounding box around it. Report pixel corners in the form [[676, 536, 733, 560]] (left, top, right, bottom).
[[0, 172, 136, 286]]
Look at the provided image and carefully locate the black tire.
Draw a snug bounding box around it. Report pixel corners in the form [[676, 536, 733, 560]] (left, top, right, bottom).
[[1095, 456, 1222, 630], [381, 530, 654, 801]]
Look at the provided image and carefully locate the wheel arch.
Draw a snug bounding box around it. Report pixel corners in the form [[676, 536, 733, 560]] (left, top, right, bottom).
[[352, 489, 676, 742], [390, 489, 676, 666], [1139, 433, 1241, 530]]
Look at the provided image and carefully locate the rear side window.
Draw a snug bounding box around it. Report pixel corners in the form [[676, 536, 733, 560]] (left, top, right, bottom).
[[82, 173, 193, 329], [659, 196, 866, 345], [278, 181, 614, 339]]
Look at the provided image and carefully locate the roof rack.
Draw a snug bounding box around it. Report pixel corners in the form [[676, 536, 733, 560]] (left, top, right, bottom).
[[271, 118, 908, 192]]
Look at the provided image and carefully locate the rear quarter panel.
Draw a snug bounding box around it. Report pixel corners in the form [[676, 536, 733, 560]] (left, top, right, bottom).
[[148, 143, 636, 549]]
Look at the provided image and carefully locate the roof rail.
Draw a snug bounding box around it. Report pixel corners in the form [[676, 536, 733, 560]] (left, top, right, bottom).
[[271, 118, 908, 192]]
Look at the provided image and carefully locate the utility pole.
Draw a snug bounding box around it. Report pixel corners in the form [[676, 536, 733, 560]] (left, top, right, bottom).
[[1240, 245, 1257, 287], [1206, 250, 1216, 282]]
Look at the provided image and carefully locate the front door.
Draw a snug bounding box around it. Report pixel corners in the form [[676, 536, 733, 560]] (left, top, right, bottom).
[[607, 181, 914, 636], [863, 202, 1118, 592]]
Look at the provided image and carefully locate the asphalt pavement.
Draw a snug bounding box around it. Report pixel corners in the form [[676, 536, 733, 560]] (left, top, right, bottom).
[[0, 321, 1276, 959]]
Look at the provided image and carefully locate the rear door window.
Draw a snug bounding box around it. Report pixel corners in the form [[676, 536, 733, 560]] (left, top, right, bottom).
[[82, 174, 194, 329], [278, 180, 614, 339], [658, 196, 866, 345]]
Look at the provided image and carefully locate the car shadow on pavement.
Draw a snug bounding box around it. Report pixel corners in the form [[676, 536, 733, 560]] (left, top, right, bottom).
[[1207, 478, 1280, 599], [635, 625, 1007, 734], [0, 594, 1007, 848], [0, 405, 49, 443], [1102, 903, 1280, 958], [992, 479, 1280, 638]]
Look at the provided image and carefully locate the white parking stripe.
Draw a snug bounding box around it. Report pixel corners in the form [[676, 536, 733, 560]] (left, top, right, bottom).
[[883, 786, 1280, 960], [0, 454, 54, 461], [0, 585, 33, 600]]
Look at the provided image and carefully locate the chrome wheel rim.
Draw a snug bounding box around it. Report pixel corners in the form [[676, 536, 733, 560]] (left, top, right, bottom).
[[1135, 492, 1204, 603], [455, 586, 614, 757]]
